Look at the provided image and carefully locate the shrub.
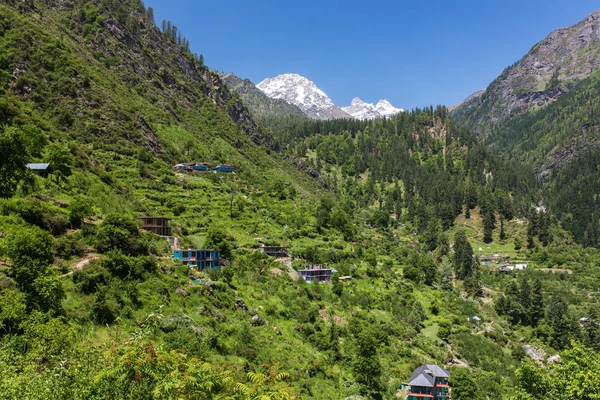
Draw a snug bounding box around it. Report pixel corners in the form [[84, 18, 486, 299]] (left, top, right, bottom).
[[54, 233, 85, 259], [96, 213, 148, 256], [73, 262, 110, 294]]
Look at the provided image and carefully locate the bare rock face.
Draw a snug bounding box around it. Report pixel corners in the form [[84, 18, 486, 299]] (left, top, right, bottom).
[[286, 156, 328, 188], [538, 132, 600, 180], [454, 9, 600, 128]]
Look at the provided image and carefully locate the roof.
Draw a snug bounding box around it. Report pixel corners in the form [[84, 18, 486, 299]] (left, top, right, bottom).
[[26, 163, 51, 170], [298, 265, 334, 272], [409, 364, 450, 387]]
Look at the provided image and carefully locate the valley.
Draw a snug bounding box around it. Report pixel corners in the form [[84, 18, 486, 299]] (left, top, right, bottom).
[[0, 1, 599, 399]]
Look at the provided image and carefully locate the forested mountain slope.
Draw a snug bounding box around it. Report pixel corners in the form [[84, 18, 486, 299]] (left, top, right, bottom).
[[451, 9, 600, 249], [0, 0, 281, 155]]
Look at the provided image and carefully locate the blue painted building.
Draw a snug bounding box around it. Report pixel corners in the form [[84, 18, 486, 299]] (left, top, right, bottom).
[[193, 163, 209, 171], [174, 248, 221, 271], [214, 164, 235, 173]]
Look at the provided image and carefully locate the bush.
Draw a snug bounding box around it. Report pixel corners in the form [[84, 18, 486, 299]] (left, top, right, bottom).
[[96, 213, 148, 256], [100, 251, 157, 280], [68, 196, 94, 228], [73, 262, 110, 294], [54, 233, 85, 259], [92, 285, 121, 324]]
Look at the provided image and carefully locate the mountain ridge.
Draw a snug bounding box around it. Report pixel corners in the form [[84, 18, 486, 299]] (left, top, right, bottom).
[[257, 73, 352, 120], [453, 8, 600, 130]]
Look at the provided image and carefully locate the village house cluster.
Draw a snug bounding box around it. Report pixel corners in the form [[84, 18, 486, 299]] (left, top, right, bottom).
[[173, 162, 235, 173], [480, 253, 528, 273], [139, 221, 339, 284]]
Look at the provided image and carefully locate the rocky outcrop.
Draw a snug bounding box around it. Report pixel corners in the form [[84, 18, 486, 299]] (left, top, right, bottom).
[[286, 156, 328, 188], [448, 90, 484, 112], [538, 134, 600, 180]]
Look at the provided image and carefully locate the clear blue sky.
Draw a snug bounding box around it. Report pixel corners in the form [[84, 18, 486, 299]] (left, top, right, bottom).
[[144, 0, 599, 109]]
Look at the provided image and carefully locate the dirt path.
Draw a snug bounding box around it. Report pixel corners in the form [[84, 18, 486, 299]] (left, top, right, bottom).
[[538, 268, 573, 275], [60, 254, 99, 278], [277, 257, 299, 280]]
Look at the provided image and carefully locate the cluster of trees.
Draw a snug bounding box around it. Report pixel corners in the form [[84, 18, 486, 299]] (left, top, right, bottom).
[[160, 20, 190, 52], [495, 277, 544, 327], [496, 277, 600, 352], [159, 19, 204, 65], [261, 108, 538, 249], [453, 231, 481, 295], [546, 147, 600, 247]]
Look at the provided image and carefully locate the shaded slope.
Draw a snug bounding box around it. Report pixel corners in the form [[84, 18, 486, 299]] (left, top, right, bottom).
[[219, 73, 307, 119]]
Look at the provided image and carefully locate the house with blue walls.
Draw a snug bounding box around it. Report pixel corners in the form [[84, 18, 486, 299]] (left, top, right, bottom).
[[174, 248, 221, 271], [193, 163, 209, 172], [214, 164, 235, 173]]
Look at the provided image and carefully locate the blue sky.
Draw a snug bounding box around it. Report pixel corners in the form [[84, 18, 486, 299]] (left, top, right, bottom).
[[144, 0, 599, 109]]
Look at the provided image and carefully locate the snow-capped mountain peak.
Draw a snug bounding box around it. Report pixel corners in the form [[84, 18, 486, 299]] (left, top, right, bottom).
[[375, 99, 404, 117], [350, 97, 367, 106], [256, 73, 403, 120], [341, 98, 404, 120], [257, 74, 350, 120]]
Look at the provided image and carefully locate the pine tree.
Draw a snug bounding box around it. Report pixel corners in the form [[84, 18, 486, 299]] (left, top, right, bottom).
[[453, 230, 474, 279], [527, 220, 536, 249], [500, 216, 506, 240], [538, 211, 551, 246], [505, 280, 524, 324], [480, 195, 496, 243], [530, 278, 544, 327], [146, 7, 154, 22], [519, 278, 531, 326], [546, 294, 576, 350], [438, 257, 454, 291], [583, 307, 600, 351]]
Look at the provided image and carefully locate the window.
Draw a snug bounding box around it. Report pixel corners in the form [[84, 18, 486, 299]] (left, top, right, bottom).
[[183, 251, 189, 258]]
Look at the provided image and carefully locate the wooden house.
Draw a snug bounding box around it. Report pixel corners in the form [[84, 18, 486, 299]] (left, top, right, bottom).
[[260, 244, 289, 258], [140, 217, 172, 236]]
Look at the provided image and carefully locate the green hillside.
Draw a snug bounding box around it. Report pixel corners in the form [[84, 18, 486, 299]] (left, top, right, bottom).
[[0, 1, 599, 399]]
